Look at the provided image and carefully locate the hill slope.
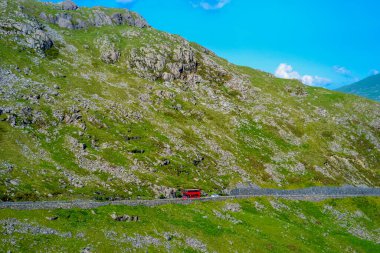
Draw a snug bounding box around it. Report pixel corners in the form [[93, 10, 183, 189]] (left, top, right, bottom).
[[337, 74, 380, 102], [1, 197, 380, 252], [0, 0, 379, 201]]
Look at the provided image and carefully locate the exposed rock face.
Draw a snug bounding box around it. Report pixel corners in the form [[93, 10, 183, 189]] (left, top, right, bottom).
[[151, 185, 176, 199], [0, 19, 53, 52], [91, 10, 113, 27], [61, 0, 78, 11], [96, 36, 120, 64], [126, 46, 198, 81], [40, 12, 87, 29], [57, 13, 74, 29], [40, 9, 149, 30], [111, 11, 149, 28]]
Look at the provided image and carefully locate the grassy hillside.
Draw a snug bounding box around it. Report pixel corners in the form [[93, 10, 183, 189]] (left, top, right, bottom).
[[0, 0, 379, 202], [337, 74, 380, 102], [1, 197, 379, 252]]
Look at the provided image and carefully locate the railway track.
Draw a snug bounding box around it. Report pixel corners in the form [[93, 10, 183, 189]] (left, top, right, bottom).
[[1, 189, 379, 210]]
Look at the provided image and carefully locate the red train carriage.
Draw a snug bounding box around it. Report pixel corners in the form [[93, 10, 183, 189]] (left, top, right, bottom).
[[182, 189, 201, 199]]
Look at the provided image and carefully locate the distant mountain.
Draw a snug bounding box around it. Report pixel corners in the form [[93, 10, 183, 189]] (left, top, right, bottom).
[[337, 74, 380, 102]]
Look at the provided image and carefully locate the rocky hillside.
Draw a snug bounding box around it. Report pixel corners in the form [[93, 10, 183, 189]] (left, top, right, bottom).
[[337, 74, 380, 102], [0, 0, 379, 201], [1, 197, 380, 252]]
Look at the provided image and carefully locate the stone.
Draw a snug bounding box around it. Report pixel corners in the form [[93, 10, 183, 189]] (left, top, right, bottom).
[[79, 143, 87, 150], [223, 203, 241, 212], [92, 10, 113, 27], [186, 238, 208, 253], [23, 67, 30, 75], [97, 36, 120, 64], [162, 72, 174, 82], [126, 46, 197, 81], [10, 179, 20, 186], [46, 216, 59, 221], [161, 159, 170, 166], [61, 0, 78, 11], [57, 13, 74, 29], [81, 246, 92, 253], [111, 213, 139, 222], [110, 11, 149, 28]]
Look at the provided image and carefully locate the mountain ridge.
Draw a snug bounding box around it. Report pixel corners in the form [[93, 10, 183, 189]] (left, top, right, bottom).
[[337, 74, 380, 102]]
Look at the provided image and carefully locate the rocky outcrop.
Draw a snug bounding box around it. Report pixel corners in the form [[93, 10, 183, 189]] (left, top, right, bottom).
[[126, 46, 198, 81], [111, 11, 149, 28], [39, 9, 149, 30], [61, 0, 78, 11], [0, 19, 53, 52], [96, 36, 120, 64], [40, 12, 87, 29], [91, 10, 113, 27]]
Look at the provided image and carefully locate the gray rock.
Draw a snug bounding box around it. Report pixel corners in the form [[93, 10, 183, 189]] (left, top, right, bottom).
[[3, 19, 54, 52], [39, 12, 48, 21], [161, 159, 170, 166], [162, 72, 174, 82], [27, 29, 53, 51], [111, 213, 139, 222], [92, 10, 113, 27], [96, 36, 120, 64], [10, 179, 20, 186], [0, 219, 72, 238], [223, 203, 241, 212], [126, 46, 197, 81], [186, 238, 208, 253], [40, 8, 148, 30], [57, 13, 74, 29], [46, 216, 59, 221], [81, 246, 92, 253], [101, 49, 120, 64], [79, 143, 87, 150], [74, 18, 87, 29], [61, 0, 78, 11], [111, 11, 149, 28]]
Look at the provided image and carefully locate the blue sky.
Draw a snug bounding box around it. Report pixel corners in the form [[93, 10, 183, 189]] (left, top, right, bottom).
[[43, 0, 380, 88]]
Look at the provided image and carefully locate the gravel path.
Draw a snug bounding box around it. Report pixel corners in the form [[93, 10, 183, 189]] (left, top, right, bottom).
[[1, 186, 379, 210]]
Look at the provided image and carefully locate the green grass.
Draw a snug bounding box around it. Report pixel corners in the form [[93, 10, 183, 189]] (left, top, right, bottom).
[[0, 197, 379, 252]]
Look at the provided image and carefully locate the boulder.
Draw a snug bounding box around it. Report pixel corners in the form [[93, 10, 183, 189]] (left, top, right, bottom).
[[26, 29, 53, 51], [46, 216, 59, 221], [223, 203, 241, 212], [61, 0, 78, 11], [111, 213, 139, 222], [7, 19, 54, 52], [97, 36, 120, 64], [92, 10, 113, 27], [111, 11, 149, 28], [57, 14, 74, 29], [101, 49, 120, 64]]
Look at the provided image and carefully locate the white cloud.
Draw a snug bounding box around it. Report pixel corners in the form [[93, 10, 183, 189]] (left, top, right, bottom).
[[371, 69, 379, 75], [333, 66, 351, 77], [275, 63, 301, 80], [193, 0, 231, 10], [275, 63, 331, 86]]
